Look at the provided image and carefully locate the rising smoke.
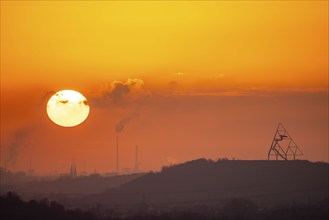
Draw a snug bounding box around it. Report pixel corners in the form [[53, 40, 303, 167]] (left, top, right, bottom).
[[5, 129, 29, 169], [115, 112, 140, 134]]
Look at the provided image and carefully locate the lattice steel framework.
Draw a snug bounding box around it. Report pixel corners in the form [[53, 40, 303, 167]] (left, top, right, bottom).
[[268, 123, 303, 160]]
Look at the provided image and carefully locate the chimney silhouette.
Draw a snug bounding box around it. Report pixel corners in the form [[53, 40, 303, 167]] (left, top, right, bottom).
[[116, 135, 119, 174]]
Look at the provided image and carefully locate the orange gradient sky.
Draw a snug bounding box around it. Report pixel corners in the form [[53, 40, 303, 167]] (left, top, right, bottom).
[[1, 1, 328, 174]]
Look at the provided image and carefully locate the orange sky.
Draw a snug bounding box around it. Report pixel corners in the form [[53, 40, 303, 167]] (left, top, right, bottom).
[[1, 1, 328, 174]]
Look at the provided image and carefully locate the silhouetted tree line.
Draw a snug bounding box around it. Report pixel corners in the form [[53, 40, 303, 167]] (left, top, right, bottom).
[[0, 192, 96, 220], [1, 192, 328, 220], [126, 198, 328, 220]]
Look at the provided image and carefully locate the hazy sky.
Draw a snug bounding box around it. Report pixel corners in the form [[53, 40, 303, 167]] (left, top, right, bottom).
[[1, 1, 328, 174]]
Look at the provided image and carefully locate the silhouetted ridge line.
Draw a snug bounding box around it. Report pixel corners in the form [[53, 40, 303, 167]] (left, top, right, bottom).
[[81, 159, 328, 208], [103, 174, 324, 195], [87, 186, 328, 207]]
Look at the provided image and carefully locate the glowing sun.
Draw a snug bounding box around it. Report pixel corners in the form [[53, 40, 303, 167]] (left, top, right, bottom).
[[47, 90, 90, 127]]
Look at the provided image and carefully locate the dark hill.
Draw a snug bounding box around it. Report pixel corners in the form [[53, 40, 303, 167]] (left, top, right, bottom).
[[82, 159, 328, 209], [1, 172, 145, 203]]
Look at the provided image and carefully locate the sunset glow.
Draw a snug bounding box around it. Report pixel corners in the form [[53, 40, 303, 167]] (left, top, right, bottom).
[[1, 1, 328, 175]]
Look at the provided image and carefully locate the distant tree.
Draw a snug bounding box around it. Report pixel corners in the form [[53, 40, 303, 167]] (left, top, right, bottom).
[[0, 192, 96, 220]]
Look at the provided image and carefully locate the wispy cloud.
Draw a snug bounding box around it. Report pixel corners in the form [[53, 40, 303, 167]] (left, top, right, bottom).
[[167, 91, 250, 97]]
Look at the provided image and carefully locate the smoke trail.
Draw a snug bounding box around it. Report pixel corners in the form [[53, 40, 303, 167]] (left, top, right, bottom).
[[5, 129, 29, 169], [115, 112, 139, 134], [5, 143, 19, 168]]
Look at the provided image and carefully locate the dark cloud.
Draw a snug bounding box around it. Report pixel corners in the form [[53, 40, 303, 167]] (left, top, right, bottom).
[[90, 78, 151, 107], [108, 81, 130, 104]]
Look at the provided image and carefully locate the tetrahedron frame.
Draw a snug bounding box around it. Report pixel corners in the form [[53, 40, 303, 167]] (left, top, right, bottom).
[[268, 123, 303, 160]]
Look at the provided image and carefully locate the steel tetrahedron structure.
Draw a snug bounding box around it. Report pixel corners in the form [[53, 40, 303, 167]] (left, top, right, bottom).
[[268, 123, 303, 160]]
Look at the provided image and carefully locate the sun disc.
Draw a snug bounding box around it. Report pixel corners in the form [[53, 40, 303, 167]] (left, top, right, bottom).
[[46, 90, 90, 127]]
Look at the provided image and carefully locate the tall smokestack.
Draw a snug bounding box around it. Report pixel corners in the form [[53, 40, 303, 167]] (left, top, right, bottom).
[[114, 112, 139, 174], [135, 145, 138, 171], [116, 135, 119, 174], [134, 145, 141, 172]]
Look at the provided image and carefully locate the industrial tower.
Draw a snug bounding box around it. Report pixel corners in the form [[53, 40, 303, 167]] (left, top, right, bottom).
[[268, 123, 303, 160]]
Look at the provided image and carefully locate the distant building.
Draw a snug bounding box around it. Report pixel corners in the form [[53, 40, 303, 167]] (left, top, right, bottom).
[[60, 161, 77, 179], [70, 161, 77, 178]]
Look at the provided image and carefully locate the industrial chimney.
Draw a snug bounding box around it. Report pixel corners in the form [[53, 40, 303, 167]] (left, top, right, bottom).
[[116, 135, 119, 174]]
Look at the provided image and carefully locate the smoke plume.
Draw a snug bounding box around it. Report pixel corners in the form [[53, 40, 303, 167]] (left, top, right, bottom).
[[5, 129, 29, 169], [115, 112, 140, 134]]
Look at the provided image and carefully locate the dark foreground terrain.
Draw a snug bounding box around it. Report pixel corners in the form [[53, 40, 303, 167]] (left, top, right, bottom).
[[1, 159, 328, 219], [1, 192, 328, 220]]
